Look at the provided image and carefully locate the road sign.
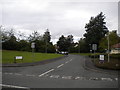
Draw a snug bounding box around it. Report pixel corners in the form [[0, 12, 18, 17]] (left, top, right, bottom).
[[31, 42, 35, 48], [92, 44, 97, 50], [99, 55, 104, 61], [15, 56, 23, 59]]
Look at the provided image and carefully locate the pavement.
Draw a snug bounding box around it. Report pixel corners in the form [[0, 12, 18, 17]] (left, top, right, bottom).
[[1, 54, 119, 89]]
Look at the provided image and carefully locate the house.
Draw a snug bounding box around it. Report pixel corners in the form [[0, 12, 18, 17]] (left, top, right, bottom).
[[110, 43, 120, 54]]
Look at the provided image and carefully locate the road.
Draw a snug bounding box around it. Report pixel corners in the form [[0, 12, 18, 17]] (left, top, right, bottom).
[[1, 54, 119, 89]]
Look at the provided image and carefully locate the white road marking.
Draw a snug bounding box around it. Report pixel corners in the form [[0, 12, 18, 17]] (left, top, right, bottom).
[[115, 78, 118, 81], [69, 59, 73, 61], [62, 76, 72, 79], [75, 77, 86, 80], [14, 73, 22, 76], [0, 84, 29, 89], [89, 77, 99, 80], [39, 69, 54, 77], [4, 73, 9, 74], [57, 64, 64, 68], [50, 75, 60, 78], [65, 61, 69, 64], [101, 78, 113, 81], [26, 74, 35, 77]]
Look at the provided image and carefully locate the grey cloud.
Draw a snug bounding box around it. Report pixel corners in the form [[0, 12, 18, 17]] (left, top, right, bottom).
[[1, 0, 118, 44]]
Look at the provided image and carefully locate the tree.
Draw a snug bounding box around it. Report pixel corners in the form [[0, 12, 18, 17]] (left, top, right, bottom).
[[99, 30, 120, 52], [57, 35, 73, 52], [43, 29, 51, 53], [43, 29, 51, 43], [18, 40, 30, 51], [2, 28, 19, 50], [84, 12, 108, 51]]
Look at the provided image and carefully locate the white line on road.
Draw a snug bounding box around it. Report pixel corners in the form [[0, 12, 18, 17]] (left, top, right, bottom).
[[39, 69, 54, 77], [14, 73, 22, 76], [101, 78, 113, 81], [69, 59, 73, 61], [4, 72, 13, 75], [65, 61, 69, 64], [0, 84, 29, 89], [57, 64, 64, 68], [26, 74, 35, 77]]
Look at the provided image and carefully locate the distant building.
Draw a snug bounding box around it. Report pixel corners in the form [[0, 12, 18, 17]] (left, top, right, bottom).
[[110, 43, 120, 54]]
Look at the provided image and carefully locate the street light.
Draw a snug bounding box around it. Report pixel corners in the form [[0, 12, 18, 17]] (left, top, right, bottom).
[[78, 38, 80, 53], [107, 31, 110, 62]]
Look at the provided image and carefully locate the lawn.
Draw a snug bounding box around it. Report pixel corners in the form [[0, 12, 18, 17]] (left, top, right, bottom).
[[72, 53, 101, 56], [2, 50, 63, 64]]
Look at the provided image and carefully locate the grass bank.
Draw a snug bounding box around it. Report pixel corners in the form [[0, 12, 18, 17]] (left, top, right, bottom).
[[2, 50, 63, 64]]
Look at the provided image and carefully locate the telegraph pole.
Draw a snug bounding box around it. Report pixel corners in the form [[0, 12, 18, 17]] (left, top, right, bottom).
[[107, 31, 110, 62]]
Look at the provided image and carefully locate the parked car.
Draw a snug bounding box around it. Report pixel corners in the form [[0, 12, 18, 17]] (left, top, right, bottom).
[[59, 51, 68, 55]]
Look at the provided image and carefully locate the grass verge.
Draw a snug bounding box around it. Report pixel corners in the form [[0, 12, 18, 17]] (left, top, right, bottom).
[[2, 50, 63, 64]]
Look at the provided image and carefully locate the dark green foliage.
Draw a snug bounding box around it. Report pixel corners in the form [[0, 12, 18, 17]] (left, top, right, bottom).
[[99, 31, 120, 52], [57, 35, 74, 52], [2, 29, 55, 53], [84, 12, 108, 52]]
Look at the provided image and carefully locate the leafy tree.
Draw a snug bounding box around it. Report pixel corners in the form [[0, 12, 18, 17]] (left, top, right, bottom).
[[77, 38, 89, 53], [43, 29, 51, 43], [57, 35, 73, 52], [99, 30, 120, 52], [28, 31, 42, 42], [2, 35, 18, 50], [84, 12, 108, 51], [43, 29, 51, 53], [18, 40, 30, 51]]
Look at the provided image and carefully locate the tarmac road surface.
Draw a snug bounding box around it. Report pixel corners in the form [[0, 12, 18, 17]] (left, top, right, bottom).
[[1, 54, 119, 89]]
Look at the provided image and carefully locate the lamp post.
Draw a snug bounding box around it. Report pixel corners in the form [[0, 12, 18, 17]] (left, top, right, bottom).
[[107, 31, 110, 62], [31, 42, 35, 62], [78, 38, 80, 53]]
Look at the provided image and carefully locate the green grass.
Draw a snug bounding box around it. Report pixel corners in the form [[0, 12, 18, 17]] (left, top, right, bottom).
[[2, 50, 63, 64], [71, 53, 102, 56], [72, 53, 92, 56]]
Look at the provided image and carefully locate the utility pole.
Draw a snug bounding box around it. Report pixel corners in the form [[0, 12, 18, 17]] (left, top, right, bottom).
[[31, 42, 35, 62], [107, 31, 110, 62], [78, 38, 80, 53], [45, 39, 47, 53]]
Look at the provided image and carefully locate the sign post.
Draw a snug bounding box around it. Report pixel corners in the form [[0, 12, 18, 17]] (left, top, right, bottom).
[[31, 42, 35, 62], [99, 55, 104, 63], [92, 44, 97, 62]]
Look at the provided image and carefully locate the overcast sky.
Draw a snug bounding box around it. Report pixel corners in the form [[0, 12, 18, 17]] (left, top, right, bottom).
[[0, 0, 119, 44]]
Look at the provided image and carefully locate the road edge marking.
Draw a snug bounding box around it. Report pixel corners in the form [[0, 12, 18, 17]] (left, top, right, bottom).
[[0, 84, 29, 89]]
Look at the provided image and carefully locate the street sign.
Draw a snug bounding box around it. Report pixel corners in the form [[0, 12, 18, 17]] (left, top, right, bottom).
[[15, 56, 23, 60], [92, 44, 97, 50], [99, 55, 104, 61], [31, 42, 35, 48]]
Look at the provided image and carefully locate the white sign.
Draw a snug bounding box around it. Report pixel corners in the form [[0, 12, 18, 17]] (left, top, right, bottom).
[[31, 42, 35, 48], [15, 56, 23, 59], [92, 44, 97, 50], [99, 55, 104, 61]]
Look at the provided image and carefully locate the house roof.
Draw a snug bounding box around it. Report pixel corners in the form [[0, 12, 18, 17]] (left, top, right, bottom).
[[112, 43, 120, 48]]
